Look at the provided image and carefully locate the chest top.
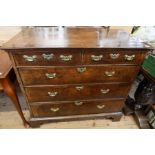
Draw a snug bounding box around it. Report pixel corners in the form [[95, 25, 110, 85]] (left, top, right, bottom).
[[2, 27, 153, 50]]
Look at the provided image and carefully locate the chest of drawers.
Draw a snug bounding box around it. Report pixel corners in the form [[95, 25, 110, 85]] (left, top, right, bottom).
[[2, 27, 152, 127]]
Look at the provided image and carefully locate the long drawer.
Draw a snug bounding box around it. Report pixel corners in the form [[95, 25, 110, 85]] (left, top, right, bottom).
[[13, 49, 82, 66], [30, 99, 125, 117], [25, 83, 130, 102], [83, 49, 146, 65], [19, 65, 140, 85]]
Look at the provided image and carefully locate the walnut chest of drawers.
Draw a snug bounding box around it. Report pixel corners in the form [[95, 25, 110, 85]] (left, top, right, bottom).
[[2, 27, 152, 127]]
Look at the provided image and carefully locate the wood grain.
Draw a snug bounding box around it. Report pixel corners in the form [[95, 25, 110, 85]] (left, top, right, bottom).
[[13, 49, 82, 66], [19, 65, 140, 85], [2, 27, 151, 49], [25, 83, 130, 102], [30, 99, 124, 117], [83, 49, 146, 65], [2, 27, 152, 127]]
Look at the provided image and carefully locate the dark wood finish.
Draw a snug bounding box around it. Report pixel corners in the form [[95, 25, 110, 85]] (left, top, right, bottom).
[[8, 52, 35, 119], [13, 49, 146, 66], [2, 27, 151, 49], [25, 83, 130, 102], [0, 50, 29, 128], [30, 99, 124, 117], [0, 84, 2, 90], [2, 27, 152, 128], [13, 49, 82, 66], [29, 112, 123, 128], [83, 49, 146, 65], [19, 65, 140, 85]]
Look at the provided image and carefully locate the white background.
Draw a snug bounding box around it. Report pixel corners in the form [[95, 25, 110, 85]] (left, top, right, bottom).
[[0, 0, 155, 25], [0, 0, 155, 155], [1, 130, 155, 155]]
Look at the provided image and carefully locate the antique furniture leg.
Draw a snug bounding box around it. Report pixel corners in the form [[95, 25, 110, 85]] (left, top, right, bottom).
[[29, 121, 40, 128], [112, 114, 122, 122], [0, 75, 29, 128]]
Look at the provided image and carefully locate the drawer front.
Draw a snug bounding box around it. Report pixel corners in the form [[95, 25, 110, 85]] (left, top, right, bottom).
[[30, 99, 124, 117], [13, 49, 82, 66], [83, 49, 145, 65], [25, 83, 130, 102], [19, 65, 140, 85]]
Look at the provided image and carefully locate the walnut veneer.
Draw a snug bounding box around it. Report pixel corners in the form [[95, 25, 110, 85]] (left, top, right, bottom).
[[2, 27, 152, 127]]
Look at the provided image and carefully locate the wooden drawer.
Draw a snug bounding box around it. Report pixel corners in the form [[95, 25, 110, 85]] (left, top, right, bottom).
[[30, 99, 125, 117], [19, 65, 140, 85], [13, 49, 82, 66], [83, 49, 146, 65], [25, 83, 130, 102]]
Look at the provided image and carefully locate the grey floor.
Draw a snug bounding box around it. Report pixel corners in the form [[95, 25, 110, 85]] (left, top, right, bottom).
[[0, 88, 28, 112]]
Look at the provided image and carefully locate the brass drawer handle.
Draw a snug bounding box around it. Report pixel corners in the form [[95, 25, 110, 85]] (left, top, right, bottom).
[[50, 107, 59, 112], [60, 55, 72, 61], [75, 86, 84, 91], [91, 55, 103, 61], [110, 53, 120, 59], [42, 53, 54, 60], [97, 105, 105, 109], [23, 55, 37, 62], [45, 73, 57, 79], [105, 71, 115, 77], [74, 101, 83, 106], [101, 89, 110, 94], [124, 54, 135, 61], [48, 91, 58, 97], [77, 67, 86, 73]]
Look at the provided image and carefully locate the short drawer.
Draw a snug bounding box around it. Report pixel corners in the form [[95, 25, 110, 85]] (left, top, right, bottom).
[[19, 65, 140, 85], [13, 49, 82, 66], [83, 49, 146, 65], [30, 99, 125, 117], [25, 83, 130, 102]]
